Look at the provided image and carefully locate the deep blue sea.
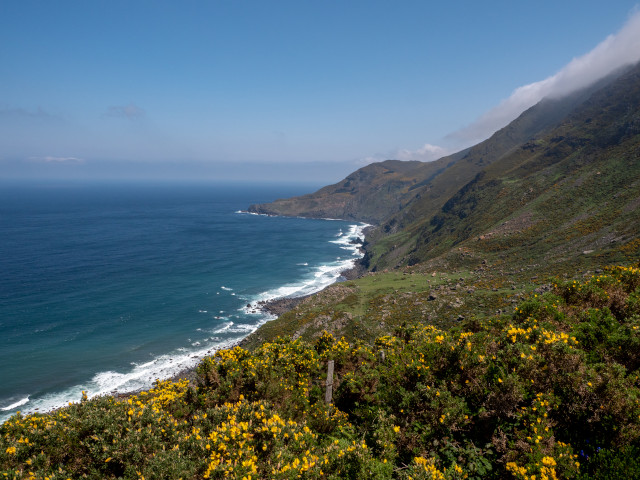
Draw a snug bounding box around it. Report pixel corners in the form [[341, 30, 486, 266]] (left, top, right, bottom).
[[0, 181, 366, 423]]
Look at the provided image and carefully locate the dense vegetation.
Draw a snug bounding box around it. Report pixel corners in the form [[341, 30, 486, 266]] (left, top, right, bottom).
[[3, 265, 640, 479]]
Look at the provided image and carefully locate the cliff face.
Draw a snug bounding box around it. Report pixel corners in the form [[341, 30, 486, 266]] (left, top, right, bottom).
[[248, 160, 430, 224]]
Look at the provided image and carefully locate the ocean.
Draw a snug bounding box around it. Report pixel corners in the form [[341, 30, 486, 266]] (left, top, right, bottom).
[[0, 181, 366, 423]]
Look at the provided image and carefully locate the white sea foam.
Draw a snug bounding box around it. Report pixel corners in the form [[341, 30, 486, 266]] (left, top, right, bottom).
[[211, 321, 234, 334], [241, 223, 369, 315], [0, 222, 370, 425], [220, 286, 233, 291], [235, 210, 264, 216], [329, 224, 366, 250], [0, 333, 240, 424], [1, 396, 30, 411], [227, 323, 256, 333], [1, 312, 257, 424]]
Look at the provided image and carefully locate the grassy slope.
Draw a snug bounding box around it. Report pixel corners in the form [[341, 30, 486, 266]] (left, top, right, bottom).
[[242, 264, 536, 351]]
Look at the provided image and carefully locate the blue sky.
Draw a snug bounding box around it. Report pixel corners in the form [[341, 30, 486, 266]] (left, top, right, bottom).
[[2, 1, 640, 183]]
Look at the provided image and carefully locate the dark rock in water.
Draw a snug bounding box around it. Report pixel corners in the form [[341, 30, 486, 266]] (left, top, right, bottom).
[[341, 263, 367, 280]]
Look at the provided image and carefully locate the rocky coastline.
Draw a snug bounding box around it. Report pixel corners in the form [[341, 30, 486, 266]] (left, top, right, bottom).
[[253, 261, 366, 317], [151, 256, 370, 392], [111, 226, 372, 400]]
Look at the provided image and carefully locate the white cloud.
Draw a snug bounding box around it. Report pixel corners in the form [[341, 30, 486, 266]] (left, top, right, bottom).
[[448, 8, 640, 146], [104, 103, 145, 120], [28, 156, 84, 164], [363, 10, 640, 166], [394, 143, 450, 162], [359, 143, 451, 165], [0, 106, 56, 120]]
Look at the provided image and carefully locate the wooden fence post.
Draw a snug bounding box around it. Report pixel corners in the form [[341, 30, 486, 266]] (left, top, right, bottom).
[[325, 360, 334, 404]]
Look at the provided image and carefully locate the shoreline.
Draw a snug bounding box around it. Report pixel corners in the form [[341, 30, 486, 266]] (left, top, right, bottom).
[[128, 232, 371, 397], [253, 261, 367, 317], [1, 209, 373, 420]]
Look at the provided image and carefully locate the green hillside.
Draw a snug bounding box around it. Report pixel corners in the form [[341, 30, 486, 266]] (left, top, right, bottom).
[[371, 62, 640, 272], [248, 159, 431, 224]]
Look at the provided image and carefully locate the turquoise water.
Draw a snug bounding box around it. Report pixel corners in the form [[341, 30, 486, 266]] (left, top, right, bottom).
[[0, 181, 366, 422]]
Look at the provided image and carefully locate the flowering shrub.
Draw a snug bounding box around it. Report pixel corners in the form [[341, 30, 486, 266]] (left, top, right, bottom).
[[1, 265, 640, 478]]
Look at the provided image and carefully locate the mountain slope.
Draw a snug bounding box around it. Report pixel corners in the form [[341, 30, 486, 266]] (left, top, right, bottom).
[[248, 159, 430, 223], [367, 61, 640, 272], [248, 68, 627, 230]]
